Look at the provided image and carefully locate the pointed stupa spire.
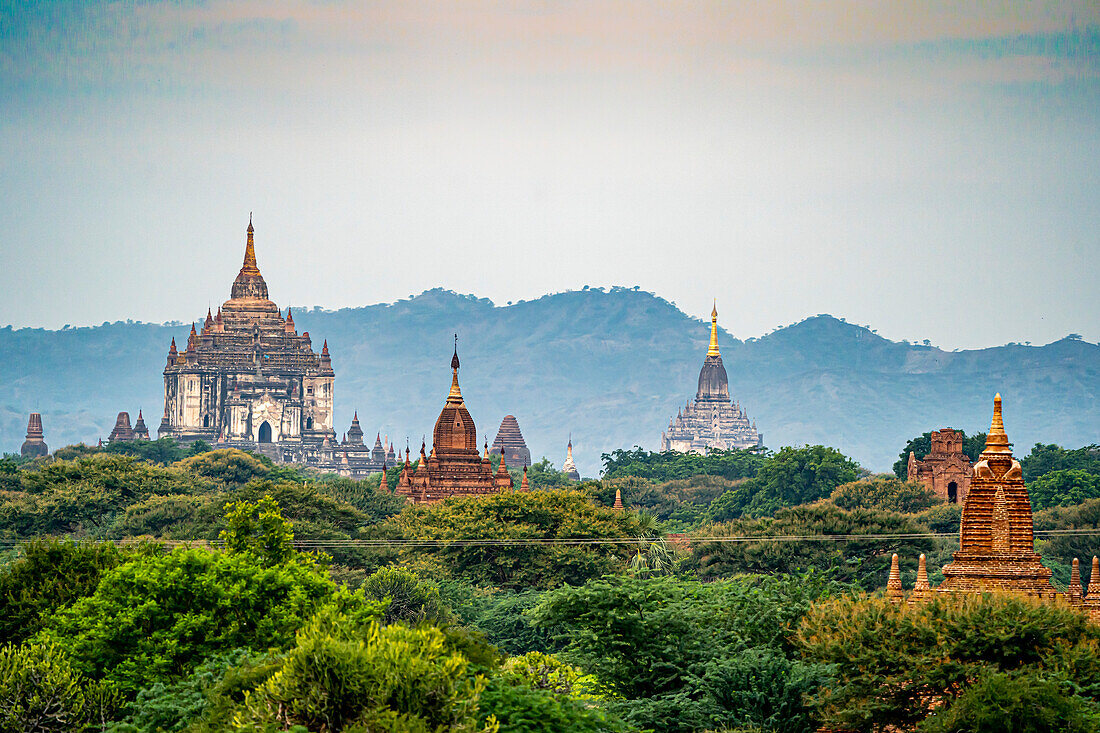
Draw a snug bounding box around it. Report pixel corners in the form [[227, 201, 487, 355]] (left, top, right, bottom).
[[915, 553, 930, 590], [242, 213, 259, 274], [982, 393, 1013, 457], [521, 464, 529, 491], [204, 307, 214, 332], [322, 339, 329, 356], [708, 299, 720, 357], [447, 334, 463, 404], [886, 553, 903, 602], [1070, 557, 1083, 600], [613, 487, 624, 510], [1089, 557, 1100, 600]]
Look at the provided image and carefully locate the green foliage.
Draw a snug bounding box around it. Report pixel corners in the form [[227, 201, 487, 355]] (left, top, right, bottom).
[[478, 671, 630, 733], [892, 430, 987, 479], [311, 475, 407, 520], [220, 494, 296, 566], [105, 649, 274, 733], [709, 445, 861, 520], [0, 454, 202, 536], [511, 458, 574, 489], [694, 503, 934, 590], [172, 449, 271, 489], [1021, 443, 1100, 483], [444, 587, 562, 657], [795, 593, 1100, 732], [532, 573, 847, 733], [103, 438, 191, 465], [385, 490, 651, 590], [0, 640, 117, 733], [1034, 498, 1100, 577], [830, 474, 942, 514], [0, 539, 138, 645], [918, 668, 1100, 733], [600, 446, 767, 482], [37, 546, 336, 698], [1027, 469, 1100, 510], [361, 567, 450, 626], [588, 475, 736, 531], [232, 607, 490, 733]]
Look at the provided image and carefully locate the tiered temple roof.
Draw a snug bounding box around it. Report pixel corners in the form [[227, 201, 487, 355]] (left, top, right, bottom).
[[490, 415, 531, 468], [396, 341, 513, 503], [661, 302, 761, 453], [20, 413, 48, 458]]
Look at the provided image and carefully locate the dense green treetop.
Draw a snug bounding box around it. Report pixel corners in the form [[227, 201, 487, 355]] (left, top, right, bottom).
[[382, 490, 652, 590], [1021, 443, 1100, 483], [796, 593, 1100, 732], [830, 474, 943, 514], [600, 446, 767, 482]]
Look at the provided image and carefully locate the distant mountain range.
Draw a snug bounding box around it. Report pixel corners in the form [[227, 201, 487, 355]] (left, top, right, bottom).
[[2, 287, 1098, 477]]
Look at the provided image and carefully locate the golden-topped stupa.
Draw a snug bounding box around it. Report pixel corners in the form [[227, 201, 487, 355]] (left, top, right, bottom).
[[660, 302, 761, 453], [938, 394, 1055, 596], [396, 339, 514, 503]]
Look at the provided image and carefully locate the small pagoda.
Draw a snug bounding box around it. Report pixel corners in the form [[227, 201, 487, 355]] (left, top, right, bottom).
[[20, 413, 48, 458], [490, 415, 531, 468]]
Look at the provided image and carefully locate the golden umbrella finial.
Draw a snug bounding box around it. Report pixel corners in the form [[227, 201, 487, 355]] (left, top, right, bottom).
[[707, 300, 720, 357], [982, 392, 1013, 456]]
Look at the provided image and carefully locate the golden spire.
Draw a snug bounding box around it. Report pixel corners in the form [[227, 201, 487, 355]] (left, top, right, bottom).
[[707, 300, 720, 357], [982, 393, 1013, 456], [241, 213, 260, 275], [447, 335, 464, 404]]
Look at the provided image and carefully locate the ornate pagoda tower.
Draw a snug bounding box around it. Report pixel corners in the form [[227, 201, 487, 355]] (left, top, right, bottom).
[[563, 436, 580, 481], [661, 302, 761, 453], [20, 413, 48, 458], [490, 415, 531, 468], [396, 340, 513, 503], [158, 217, 337, 464], [938, 394, 1055, 597]]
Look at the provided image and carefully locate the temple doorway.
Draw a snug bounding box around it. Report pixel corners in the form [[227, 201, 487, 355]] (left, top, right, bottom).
[[948, 481, 958, 504], [258, 421, 273, 443]]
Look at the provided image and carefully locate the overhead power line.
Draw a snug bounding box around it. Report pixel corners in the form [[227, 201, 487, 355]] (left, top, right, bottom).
[[1, 528, 1095, 549]]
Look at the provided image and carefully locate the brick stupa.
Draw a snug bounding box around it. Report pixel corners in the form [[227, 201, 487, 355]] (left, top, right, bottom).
[[108, 411, 136, 443], [490, 415, 531, 469], [396, 340, 514, 503], [937, 394, 1055, 597], [20, 413, 48, 458]]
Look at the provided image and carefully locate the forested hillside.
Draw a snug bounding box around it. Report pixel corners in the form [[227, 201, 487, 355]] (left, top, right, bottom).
[[2, 287, 1098, 474]]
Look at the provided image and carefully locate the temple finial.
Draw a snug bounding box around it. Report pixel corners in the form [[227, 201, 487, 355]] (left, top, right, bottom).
[[447, 336, 463, 404], [707, 300, 720, 357], [241, 214, 259, 273], [982, 393, 1013, 456]]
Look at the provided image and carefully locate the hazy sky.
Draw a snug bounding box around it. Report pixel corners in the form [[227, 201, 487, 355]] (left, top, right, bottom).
[[2, 1, 1098, 349]]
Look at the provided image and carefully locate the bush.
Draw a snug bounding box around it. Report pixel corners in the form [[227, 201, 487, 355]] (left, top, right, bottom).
[[0, 641, 117, 733], [795, 593, 1100, 732], [918, 669, 1100, 733], [830, 475, 942, 514], [360, 567, 450, 626], [233, 608, 488, 732], [38, 546, 335, 698], [0, 539, 136, 645]]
